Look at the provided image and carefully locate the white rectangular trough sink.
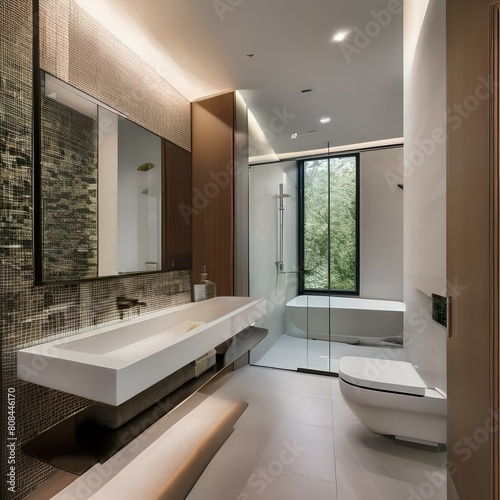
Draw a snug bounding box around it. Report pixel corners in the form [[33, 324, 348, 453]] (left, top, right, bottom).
[[17, 297, 266, 405]]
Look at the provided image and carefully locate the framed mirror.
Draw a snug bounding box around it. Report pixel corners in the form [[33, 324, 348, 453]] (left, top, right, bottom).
[[35, 72, 166, 283]]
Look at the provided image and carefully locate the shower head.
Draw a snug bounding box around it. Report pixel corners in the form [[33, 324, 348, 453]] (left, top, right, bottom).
[[276, 183, 290, 198], [137, 162, 155, 172]]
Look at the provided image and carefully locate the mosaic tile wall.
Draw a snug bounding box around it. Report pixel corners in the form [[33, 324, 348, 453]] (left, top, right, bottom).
[[40, 0, 192, 152], [1, 1, 192, 498], [41, 93, 98, 281]]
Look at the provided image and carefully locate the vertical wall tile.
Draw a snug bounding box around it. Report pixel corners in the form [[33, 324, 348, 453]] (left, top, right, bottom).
[[1, 1, 192, 498]]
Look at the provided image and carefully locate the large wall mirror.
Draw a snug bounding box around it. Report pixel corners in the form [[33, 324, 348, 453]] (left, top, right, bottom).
[[35, 72, 188, 283]]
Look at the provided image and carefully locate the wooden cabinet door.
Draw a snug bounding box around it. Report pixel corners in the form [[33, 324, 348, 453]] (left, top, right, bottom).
[[162, 139, 192, 271]]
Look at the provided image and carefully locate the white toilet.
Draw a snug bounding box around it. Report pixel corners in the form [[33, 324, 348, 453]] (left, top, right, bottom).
[[339, 356, 447, 447]]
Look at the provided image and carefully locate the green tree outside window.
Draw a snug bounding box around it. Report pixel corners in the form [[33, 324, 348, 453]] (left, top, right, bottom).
[[302, 155, 358, 293]]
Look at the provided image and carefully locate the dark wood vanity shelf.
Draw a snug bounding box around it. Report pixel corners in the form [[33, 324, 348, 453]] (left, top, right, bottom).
[[22, 327, 267, 475]]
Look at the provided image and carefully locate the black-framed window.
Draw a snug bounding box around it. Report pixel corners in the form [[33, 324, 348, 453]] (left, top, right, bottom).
[[299, 154, 360, 295]]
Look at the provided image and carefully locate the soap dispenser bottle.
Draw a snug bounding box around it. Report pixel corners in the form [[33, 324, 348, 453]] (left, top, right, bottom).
[[200, 265, 208, 283], [204, 272, 217, 299], [193, 266, 207, 302], [193, 265, 216, 301]]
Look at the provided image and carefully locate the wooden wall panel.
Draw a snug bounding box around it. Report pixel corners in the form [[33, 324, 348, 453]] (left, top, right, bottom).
[[163, 139, 192, 271], [447, 0, 499, 498], [191, 92, 235, 295], [234, 92, 249, 296]]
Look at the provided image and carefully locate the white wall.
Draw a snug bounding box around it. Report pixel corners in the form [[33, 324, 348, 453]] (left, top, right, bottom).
[[98, 108, 119, 276], [360, 148, 404, 301], [249, 160, 299, 362], [403, 0, 447, 390]]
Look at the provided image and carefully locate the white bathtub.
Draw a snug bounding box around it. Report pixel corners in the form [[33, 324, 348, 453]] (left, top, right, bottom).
[[286, 295, 405, 345]]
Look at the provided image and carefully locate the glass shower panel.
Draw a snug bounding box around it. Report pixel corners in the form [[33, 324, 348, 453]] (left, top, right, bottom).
[[248, 162, 304, 370], [304, 155, 358, 374], [303, 157, 332, 373], [303, 294, 331, 372]]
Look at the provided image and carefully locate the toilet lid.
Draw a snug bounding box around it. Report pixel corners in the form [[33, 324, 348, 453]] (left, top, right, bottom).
[[339, 356, 427, 396]]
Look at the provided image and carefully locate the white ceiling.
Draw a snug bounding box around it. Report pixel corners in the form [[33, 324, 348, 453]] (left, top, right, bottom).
[[77, 0, 403, 162]]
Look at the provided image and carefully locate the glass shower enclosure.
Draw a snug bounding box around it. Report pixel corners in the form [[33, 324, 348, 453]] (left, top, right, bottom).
[[248, 149, 404, 375]]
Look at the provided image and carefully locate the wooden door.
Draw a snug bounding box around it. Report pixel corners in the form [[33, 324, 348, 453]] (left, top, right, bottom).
[[446, 1, 499, 498]]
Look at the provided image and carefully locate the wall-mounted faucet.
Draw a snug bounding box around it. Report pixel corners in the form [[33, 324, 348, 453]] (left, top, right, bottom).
[[116, 296, 147, 309], [116, 297, 147, 318]]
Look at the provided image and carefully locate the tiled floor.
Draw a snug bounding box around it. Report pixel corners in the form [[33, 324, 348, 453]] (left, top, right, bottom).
[[254, 334, 406, 373], [32, 363, 446, 499], [188, 365, 446, 500]]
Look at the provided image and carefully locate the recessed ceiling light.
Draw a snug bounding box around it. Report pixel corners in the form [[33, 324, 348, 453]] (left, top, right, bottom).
[[320, 117, 331, 124], [333, 31, 347, 42]]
